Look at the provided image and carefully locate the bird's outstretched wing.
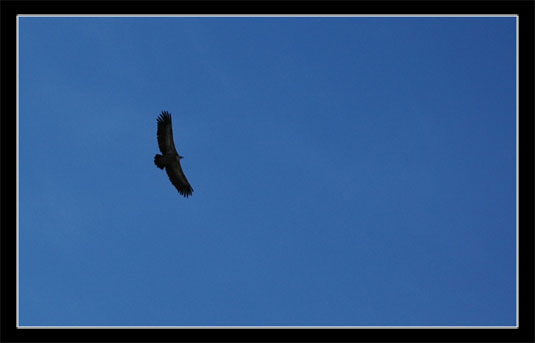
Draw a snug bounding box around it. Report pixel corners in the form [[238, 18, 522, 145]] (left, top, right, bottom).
[[165, 161, 194, 198], [156, 111, 177, 155]]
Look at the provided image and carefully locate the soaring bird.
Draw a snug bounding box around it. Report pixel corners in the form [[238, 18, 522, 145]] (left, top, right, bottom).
[[154, 111, 194, 197]]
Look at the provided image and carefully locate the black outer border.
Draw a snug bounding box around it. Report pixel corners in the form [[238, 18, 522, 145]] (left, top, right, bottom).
[[1, 1, 533, 342]]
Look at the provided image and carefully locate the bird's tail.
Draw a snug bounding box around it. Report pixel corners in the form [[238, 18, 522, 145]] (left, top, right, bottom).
[[154, 154, 165, 169]]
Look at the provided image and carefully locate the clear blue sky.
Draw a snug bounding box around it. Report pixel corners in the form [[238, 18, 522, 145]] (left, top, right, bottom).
[[18, 16, 517, 326]]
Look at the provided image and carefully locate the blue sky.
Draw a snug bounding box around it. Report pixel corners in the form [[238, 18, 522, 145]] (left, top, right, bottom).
[[18, 16, 517, 326]]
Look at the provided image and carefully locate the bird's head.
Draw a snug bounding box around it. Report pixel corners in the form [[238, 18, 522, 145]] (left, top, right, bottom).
[[178, 154, 184, 160]]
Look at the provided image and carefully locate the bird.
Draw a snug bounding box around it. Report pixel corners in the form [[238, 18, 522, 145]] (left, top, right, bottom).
[[154, 111, 194, 198]]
